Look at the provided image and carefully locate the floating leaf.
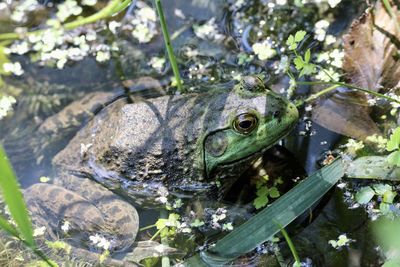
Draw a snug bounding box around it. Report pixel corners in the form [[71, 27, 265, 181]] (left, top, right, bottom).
[[355, 186, 375, 204]]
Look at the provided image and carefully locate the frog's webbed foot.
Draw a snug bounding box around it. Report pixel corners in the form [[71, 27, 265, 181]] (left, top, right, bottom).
[[24, 183, 139, 253]]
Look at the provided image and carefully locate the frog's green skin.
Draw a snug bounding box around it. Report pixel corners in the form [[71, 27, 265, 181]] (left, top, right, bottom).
[[24, 76, 298, 258]]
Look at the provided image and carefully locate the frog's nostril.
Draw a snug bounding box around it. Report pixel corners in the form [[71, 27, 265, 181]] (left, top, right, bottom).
[[273, 111, 280, 118]]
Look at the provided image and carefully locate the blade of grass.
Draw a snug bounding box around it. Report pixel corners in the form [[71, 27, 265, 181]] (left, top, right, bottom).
[[0, 145, 34, 246], [184, 158, 344, 266], [0, 145, 55, 266], [154, 0, 184, 92]]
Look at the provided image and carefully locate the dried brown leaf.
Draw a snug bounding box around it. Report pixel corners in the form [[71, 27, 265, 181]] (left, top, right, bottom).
[[312, 2, 400, 140], [343, 1, 400, 90]]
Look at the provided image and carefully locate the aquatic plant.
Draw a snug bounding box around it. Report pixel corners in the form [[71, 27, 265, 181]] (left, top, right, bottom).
[[154, 0, 183, 92]]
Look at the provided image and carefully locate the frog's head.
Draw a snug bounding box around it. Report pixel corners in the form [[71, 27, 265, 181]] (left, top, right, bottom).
[[202, 75, 298, 179]]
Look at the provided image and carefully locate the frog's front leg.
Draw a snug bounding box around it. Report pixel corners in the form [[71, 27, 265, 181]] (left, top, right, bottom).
[[24, 175, 139, 253]]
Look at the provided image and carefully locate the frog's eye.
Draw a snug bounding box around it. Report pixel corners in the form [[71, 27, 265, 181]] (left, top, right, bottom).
[[233, 113, 258, 134]]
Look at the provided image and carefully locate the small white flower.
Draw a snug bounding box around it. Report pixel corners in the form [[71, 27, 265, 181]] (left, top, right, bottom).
[[82, 0, 97, 6], [95, 51, 110, 63], [194, 18, 224, 42], [252, 42, 276, 61], [328, 0, 342, 8], [0, 95, 16, 120], [325, 35, 336, 45], [109, 21, 121, 34], [329, 234, 352, 249], [222, 222, 233, 231], [149, 57, 166, 72], [33, 226, 46, 237], [2, 62, 24, 76], [61, 221, 71, 233]]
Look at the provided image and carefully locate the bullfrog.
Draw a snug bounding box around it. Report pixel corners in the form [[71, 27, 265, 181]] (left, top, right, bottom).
[[23, 76, 298, 262]]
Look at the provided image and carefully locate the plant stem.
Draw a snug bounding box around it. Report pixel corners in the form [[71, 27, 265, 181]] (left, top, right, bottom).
[[297, 81, 400, 104], [154, 0, 184, 92], [279, 226, 301, 265], [64, 0, 123, 29], [139, 223, 156, 231], [160, 209, 170, 267], [295, 84, 340, 107]]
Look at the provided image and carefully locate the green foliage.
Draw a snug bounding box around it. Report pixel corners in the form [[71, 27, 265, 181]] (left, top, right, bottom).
[[355, 183, 397, 215], [253, 175, 282, 210], [184, 159, 344, 266], [286, 30, 306, 50], [386, 127, 400, 167], [293, 49, 317, 77], [285, 31, 317, 82], [0, 145, 34, 246], [190, 219, 204, 228], [153, 213, 180, 240], [355, 186, 375, 204]]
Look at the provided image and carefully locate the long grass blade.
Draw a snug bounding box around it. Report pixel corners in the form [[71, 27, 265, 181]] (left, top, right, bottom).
[[184, 158, 344, 266], [0, 145, 34, 246]]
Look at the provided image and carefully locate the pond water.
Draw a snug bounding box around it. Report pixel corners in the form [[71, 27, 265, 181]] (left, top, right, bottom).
[[0, 0, 391, 266]]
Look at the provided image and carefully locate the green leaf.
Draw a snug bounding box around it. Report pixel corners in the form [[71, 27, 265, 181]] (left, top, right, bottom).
[[286, 35, 294, 46], [256, 186, 269, 197], [293, 57, 304, 70], [254, 195, 269, 209], [0, 215, 19, 237], [355, 186, 375, 204], [184, 159, 344, 266], [299, 63, 317, 77], [304, 49, 311, 63], [379, 203, 391, 215], [0, 145, 34, 247], [387, 151, 400, 167], [269, 187, 280, 198], [383, 190, 396, 204], [289, 43, 297, 50], [155, 218, 167, 230], [373, 184, 392, 195], [294, 31, 306, 42], [387, 128, 400, 152], [190, 219, 205, 227]]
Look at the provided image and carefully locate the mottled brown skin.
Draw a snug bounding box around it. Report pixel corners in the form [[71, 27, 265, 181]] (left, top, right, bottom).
[[24, 76, 299, 257]]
